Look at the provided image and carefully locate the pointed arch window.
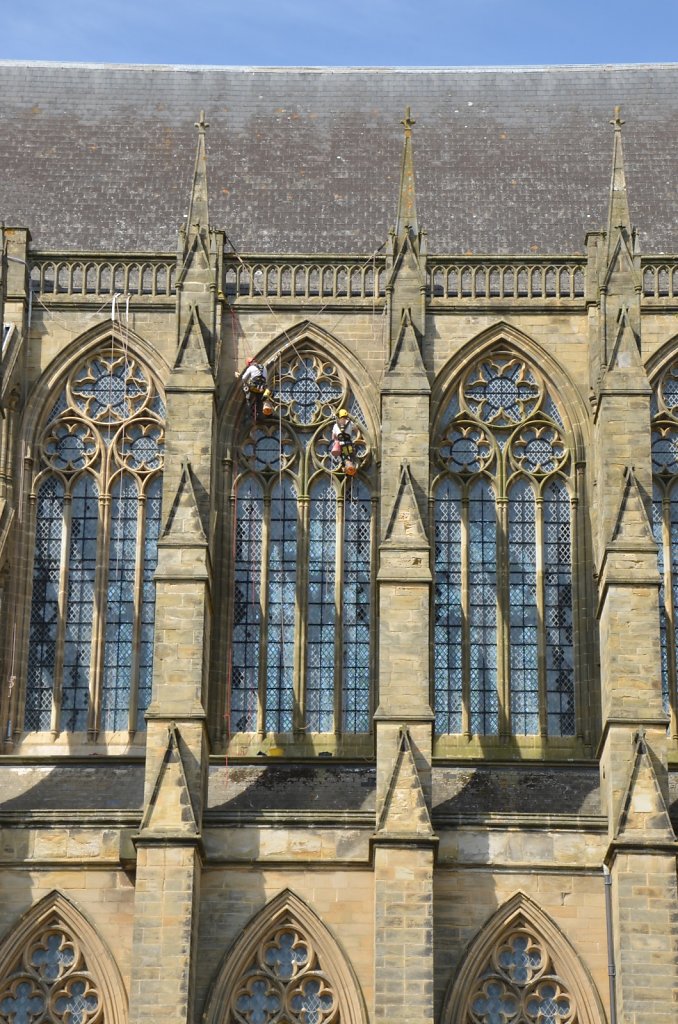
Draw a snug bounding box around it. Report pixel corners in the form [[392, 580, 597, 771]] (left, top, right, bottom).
[[0, 918, 101, 1024], [24, 347, 165, 736], [432, 349, 576, 739], [650, 357, 678, 733], [228, 351, 374, 745], [229, 919, 337, 1024], [0, 893, 127, 1024], [459, 919, 580, 1023]]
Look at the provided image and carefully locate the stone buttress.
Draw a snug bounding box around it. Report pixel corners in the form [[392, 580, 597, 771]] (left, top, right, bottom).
[[589, 109, 678, 1023], [373, 111, 437, 1024], [129, 114, 221, 1024]]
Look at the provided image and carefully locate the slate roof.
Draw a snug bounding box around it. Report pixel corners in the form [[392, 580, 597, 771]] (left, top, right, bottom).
[[1, 61, 678, 255]]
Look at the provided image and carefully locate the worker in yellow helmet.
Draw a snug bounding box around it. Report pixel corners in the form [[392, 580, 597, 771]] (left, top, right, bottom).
[[331, 408, 358, 475]]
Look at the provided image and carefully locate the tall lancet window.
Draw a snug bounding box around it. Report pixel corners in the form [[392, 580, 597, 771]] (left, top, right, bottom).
[[432, 349, 576, 739], [24, 346, 165, 735], [228, 351, 374, 748], [651, 357, 678, 733]]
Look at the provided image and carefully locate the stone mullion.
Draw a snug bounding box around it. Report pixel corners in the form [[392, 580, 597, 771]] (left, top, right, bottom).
[[369, 491, 378, 728], [0, 394, 17, 503], [127, 486, 146, 736], [216, 459, 235, 746], [570, 465, 587, 743], [295, 493, 310, 735], [461, 486, 471, 738], [535, 491, 547, 737], [333, 482, 344, 737], [496, 495, 511, 738], [661, 493, 678, 735], [52, 490, 73, 737], [10, 471, 37, 740], [88, 490, 111, 738], [257, 493, 271, 736]]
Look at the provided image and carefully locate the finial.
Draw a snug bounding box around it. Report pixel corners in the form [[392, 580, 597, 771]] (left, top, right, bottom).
[[195, 110, 209, 134], [610, 105, 625, 131], [401, 107, 416, 137]]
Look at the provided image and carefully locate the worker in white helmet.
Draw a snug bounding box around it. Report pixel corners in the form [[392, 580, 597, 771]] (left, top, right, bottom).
[[236, 357, 274, 420]]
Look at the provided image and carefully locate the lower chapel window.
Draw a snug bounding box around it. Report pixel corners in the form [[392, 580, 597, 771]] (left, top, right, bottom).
[[229, 352, 373, 736], [433, 350, 576, 738], [651, 356, 678, 731], [230, 920, 337, 1024], [463, 922, 579, 1023], [0, 920, 100, 1024], [24, 348, 165, 734]]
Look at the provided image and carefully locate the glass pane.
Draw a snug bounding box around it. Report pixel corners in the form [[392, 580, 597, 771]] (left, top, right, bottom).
[[508, 480, 539, 735], [543, 480, 576, 735], [100, 475, 137, 730], [137, 476, 162, 730], [468, 479, 499, 735], [231, 478, 263, 733], [60, 475, 98, 732], [266, 478, 297, 732], [669, 484, 678, 715], [343, 480, 371, 733], [653, 486, 670, 713], [25, 478, 65, 731], [306, 480, 336, 733], [433, 478, 463, 734]]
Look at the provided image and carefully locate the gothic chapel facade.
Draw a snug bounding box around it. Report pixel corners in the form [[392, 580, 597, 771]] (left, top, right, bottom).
[[0, 62, 677, 1024]]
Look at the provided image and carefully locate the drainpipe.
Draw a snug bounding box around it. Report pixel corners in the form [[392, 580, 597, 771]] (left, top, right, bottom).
[[603, 866, 618, 1024]]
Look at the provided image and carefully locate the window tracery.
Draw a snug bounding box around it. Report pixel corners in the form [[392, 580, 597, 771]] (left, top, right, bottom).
[[24, 347, 165, 735], [433, 349, 575, 738], [229, 352, 373, 740], [229, 920, 338, 1024], [464, 924, 578, 1024], [0, 919, 101, 1024], [651, 357, 678, 731]]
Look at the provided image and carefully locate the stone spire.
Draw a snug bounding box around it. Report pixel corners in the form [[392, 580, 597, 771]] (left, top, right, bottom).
[[386, 107, 427, 346], [184, 111, 210, 245], [394, 107, 419, 246], [605, 106, 633, 261]]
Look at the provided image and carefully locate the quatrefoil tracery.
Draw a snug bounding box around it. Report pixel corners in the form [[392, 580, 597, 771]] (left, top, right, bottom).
[[0, 922, 102, 1024], [467, 925, 577, 1024], [238, 353, 370, 480], [436, 352, 569, 485], [37, 350, 165, 486], [230, 923, 338, 1024]]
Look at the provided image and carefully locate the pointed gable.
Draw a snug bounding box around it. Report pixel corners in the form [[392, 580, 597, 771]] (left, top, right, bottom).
[[614, 731, 676, 844], [607, 306, 642, 373], [386, 308, 428, 380], [376, 726, 433, 836], [161, 459, 207, 543], [608, 465, 655, 547], [383, 462, 428, 548], [140, 723, 200, 836], [175, 304, 211, 371]]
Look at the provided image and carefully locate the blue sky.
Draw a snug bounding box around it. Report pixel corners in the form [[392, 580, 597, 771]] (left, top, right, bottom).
[[4, 0, 678, 66]]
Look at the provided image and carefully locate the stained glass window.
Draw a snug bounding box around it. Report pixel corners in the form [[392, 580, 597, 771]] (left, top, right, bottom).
[[651, 358, 678, 729], [463, 921, 579, 1024], [24, 347, 165, 735], [433, 349, 575, 738], [229, 919, 337, 1024], [229, 351, 373, 740], [0, 918, 101, 1024]]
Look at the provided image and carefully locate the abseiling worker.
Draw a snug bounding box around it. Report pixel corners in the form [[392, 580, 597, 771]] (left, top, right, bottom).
[[331, 408, 358, 475], [236, 357, 274, 420]]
